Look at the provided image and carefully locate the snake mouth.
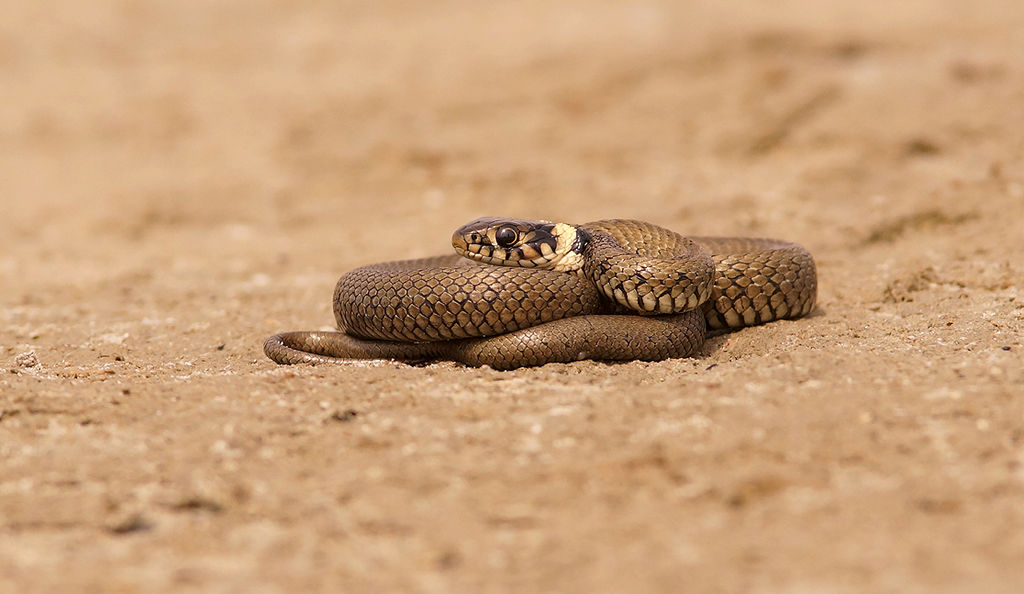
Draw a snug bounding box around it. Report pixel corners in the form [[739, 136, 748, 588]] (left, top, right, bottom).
[[451, 233, 501, 261], [453, 241, 541, 267]]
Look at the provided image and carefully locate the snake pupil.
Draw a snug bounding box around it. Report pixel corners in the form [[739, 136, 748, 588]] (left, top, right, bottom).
[[495, 226, 518, 247]]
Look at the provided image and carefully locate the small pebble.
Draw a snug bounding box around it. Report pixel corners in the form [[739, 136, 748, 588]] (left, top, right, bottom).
[[330, 409, 359, 423], [15, 351, 40, 369]]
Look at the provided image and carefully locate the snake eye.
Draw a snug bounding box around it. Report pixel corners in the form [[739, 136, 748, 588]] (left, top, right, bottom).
[[495, 226, 518, 247]]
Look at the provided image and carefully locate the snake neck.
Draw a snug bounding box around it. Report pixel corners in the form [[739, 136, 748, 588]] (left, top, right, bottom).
[[552, 225, 590, 274]]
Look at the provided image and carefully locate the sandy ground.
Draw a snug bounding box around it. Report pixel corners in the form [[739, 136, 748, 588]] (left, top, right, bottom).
[[2, 0, 1024, 592]]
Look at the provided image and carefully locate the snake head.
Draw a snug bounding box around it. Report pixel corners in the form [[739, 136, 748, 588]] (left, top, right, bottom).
[[452, 217, 587, 272]]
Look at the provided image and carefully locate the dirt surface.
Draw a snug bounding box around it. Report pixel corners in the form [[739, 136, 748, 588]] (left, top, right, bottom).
[[3, 1, 1024, 592]]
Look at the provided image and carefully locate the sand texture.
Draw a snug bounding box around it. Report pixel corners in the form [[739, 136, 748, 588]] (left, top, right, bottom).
[[2, 1, 1024, 592]]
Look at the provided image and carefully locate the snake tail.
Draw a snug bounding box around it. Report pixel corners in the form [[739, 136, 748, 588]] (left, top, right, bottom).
[[264, 311, 706, 371]]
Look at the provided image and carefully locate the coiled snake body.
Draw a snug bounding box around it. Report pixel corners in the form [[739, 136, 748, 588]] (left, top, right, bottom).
[[265, 218, 817, 370]]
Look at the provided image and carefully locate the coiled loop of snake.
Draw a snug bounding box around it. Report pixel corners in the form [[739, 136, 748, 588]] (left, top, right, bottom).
[[264, 218, 817, 370]]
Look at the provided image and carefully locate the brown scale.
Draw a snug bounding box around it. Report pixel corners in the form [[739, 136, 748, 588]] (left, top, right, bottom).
[[265, 220, 818, 369]]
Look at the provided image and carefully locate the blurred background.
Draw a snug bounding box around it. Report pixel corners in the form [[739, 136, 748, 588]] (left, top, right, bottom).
[[5, 0, 1019, 274]]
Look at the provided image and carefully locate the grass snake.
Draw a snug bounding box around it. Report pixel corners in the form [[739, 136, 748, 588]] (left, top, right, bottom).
[[264, 218, 817, 370]]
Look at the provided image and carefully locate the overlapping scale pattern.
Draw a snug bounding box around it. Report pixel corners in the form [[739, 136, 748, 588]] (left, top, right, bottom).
[[265, 220, 817, 369]]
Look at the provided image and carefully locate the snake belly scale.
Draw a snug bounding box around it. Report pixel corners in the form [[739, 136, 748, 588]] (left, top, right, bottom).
[[264, 218, 817, 370]]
